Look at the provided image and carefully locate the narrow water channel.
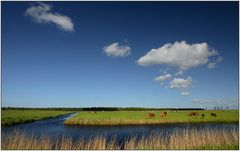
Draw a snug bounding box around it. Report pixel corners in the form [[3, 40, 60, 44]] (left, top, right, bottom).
[[2, 113, 238, 144]]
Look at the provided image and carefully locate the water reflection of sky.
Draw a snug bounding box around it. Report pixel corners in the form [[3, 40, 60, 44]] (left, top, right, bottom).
[[2, 113, 238, 143]]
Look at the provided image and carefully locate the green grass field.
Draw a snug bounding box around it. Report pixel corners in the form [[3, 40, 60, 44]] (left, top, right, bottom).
[[2, 109, 74, 126], [64, 110, 239, 125]]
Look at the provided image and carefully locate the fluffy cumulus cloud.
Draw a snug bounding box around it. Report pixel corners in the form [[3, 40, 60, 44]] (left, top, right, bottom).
[[137, 41, 218, 70], [103, 42, 131, 57], [137, 41, 222, 96], [169, 76, 193, 89], [25, 2, 74, 32], [154, 74, 172, 82]]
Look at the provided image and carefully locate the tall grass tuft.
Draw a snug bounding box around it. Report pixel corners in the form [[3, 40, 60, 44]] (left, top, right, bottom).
[[124, 127, 239, 150], [2, 127, 239, 150]]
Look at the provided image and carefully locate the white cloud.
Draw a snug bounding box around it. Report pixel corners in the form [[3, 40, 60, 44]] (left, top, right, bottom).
[[159, 68, 170, 74], [137, 41, 218, 70], [169, 76, 193, 89], [207, 62, 216, 69], [25, 2, 74, 32], [154, 74, 172, 82], [175, 70, 184, 76], [103, 42, 131, 57], [181, 91, 190, 96], [207, 56, 223, 69]]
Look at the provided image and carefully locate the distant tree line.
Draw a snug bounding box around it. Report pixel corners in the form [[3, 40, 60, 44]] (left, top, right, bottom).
[[1, 107, 204, 111]]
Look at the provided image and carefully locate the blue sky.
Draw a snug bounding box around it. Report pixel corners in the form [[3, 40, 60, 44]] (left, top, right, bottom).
[[2, 2, 238, 109]]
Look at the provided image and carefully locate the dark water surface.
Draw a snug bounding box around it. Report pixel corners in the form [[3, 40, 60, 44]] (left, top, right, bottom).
[[2, 113, 238, 143]]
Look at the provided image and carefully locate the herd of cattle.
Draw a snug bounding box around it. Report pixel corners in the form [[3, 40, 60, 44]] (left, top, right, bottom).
[[87, 111, 218, 119], [147, 111, 217, 119]]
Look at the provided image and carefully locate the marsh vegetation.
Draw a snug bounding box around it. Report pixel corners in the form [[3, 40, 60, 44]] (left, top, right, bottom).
[[2, 127, 238, 150], [2, 109, 238, 150]]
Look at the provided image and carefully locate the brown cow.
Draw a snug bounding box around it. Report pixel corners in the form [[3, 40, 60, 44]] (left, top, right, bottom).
[[147, 113, 155, 118], [211, 113, 217, 117], [160, 112, 167, 117], [188, 112, 199, 118]]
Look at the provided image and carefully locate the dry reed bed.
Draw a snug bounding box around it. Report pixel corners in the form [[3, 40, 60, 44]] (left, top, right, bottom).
[[2, 127, 239, 150]]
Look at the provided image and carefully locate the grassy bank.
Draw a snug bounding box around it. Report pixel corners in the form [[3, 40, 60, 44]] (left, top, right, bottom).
[[1, 109, 74, 126], [2, 127, 238, 150], [64, 110, 238, 125]]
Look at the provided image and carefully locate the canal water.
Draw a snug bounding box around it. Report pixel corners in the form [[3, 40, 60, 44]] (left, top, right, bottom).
[[2, 113, 238, 144]]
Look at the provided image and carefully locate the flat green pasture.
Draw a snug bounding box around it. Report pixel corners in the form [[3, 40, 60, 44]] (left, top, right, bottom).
[[64, 110, 239, 125], [2, 109, 73, 126]]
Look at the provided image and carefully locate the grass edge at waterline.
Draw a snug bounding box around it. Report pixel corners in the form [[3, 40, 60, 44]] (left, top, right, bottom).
[[2, 127, 239, 150], [2, 110, 75, 126]]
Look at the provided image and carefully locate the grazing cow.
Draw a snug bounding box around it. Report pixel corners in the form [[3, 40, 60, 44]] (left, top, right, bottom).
[[147, 113, 155, 118], [201, 114, 205, 119], [160, 113, 165, 117], [160, 112, 167, 117], [188, 112, 199, 118], [211, 113, 217, 117]]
